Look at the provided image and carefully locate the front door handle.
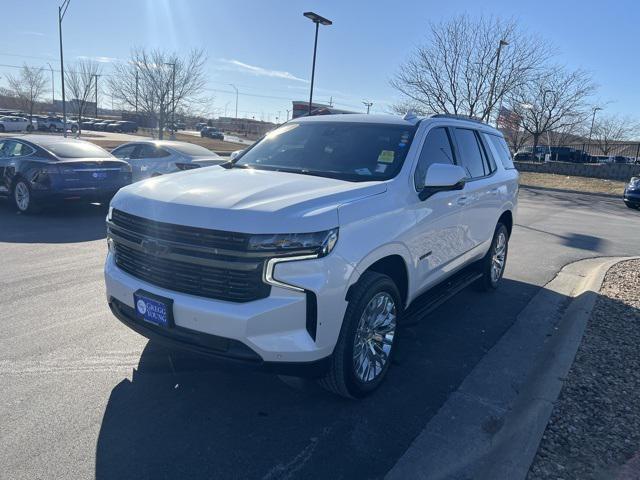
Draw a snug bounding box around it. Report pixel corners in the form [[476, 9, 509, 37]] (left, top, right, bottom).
[[456, 196, 469, 206], [489, 187, 499, 195]]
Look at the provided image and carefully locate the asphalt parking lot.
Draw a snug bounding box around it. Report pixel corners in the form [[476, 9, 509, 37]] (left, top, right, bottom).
[[1, 188, 638, 480]]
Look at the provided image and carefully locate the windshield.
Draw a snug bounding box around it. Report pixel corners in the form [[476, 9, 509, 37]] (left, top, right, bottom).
[[170, 143, 219, 157], [45, 141, 113, 159], [235, 121, 417, 181]]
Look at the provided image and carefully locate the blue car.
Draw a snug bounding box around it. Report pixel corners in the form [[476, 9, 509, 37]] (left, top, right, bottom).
[[624, 177, 640, 210], [0, 135, 132, 213]]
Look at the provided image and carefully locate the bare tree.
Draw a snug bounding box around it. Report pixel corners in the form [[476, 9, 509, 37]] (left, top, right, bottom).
[[390, 15, 551, 121], [503, 127, 530, 154], [592, 114, 640, 155], [508, 67, 596, 149], [108, 48, 207, 139], [6, 64, 48, 122], [65, 60, 101, 134]]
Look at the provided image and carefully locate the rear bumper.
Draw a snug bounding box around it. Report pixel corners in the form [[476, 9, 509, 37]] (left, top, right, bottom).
[[32, 187, 125, 202]]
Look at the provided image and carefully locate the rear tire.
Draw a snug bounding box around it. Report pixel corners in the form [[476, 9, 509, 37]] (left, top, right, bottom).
[[26, 124, 34, 132], [318, 272, 401, 398], [13, 179, 40, 214], [49, 125, 57, 132], [476, 223, 509, 291]]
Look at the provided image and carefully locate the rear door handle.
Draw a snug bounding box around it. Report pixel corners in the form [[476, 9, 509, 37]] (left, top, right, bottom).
[[489, 187, 499, 195]]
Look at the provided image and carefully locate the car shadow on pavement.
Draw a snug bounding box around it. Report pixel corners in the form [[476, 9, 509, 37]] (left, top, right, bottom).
[[0, 202, 107, 243], [95, 277, 545, 480]]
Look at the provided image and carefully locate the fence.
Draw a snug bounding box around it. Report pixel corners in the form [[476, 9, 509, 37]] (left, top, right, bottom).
[[513, 143, 640, 165]]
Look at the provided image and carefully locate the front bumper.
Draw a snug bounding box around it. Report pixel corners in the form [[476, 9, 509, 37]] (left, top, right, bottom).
[[104, 250, 353, 368], [624, 190, 640, 206]]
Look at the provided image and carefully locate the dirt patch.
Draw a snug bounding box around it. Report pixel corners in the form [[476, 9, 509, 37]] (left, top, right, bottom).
[[519, 172, 626, 196], [528, 259, 640, 480]]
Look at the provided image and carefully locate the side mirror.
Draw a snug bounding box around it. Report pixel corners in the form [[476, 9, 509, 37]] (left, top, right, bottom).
[[419, 163, 467, 201], [230, 149, 244, 160]]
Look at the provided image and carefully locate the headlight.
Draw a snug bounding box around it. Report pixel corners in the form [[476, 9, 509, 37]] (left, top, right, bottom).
[[248, 228, 339, 257]]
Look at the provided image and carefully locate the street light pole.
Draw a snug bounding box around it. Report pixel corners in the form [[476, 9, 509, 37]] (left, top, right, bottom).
[[46, 62, 54, 108], [588, 107, 603, 146], [164, 62, 176, 138], [94, 74, 100, 118], [58, 0, 71, 137], [228, 83, 238, 118], [303, 12, 332, 116], [487, 39, 509, 123]]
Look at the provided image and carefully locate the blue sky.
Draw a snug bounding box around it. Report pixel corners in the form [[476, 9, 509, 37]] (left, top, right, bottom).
[[2, 0, 638, 120]]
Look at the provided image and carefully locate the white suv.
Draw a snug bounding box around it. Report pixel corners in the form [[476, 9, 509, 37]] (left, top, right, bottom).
[[104, 113, 518, 397]]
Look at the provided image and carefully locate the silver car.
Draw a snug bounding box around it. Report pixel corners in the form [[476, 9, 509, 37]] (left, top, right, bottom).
[[111, 140, 225, 182]]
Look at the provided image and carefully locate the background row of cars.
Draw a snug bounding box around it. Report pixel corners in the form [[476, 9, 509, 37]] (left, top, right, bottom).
[[0, 135, 229, 213], [0, 113, 139, 134]]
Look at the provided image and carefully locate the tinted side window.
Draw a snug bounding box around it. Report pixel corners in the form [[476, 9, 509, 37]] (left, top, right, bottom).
[[484, 133, 516, 170], [414, 127, 455, 190], [138, 145, 170, 159], [113, 144, 138, 159], [454, 128, 486, 178]]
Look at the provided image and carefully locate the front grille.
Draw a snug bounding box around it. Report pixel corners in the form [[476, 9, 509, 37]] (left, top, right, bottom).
[[108, 210, 270, 302], [111, 209, 249, 251]]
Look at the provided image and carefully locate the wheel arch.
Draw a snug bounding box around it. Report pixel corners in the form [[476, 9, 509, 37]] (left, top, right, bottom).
[[498, 209, 513, 237], [346, 246, 411, 309]]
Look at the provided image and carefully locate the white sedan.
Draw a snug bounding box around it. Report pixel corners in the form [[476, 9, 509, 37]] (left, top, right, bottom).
[[0, 116, 34, 133], [111, 140, 226, 182]]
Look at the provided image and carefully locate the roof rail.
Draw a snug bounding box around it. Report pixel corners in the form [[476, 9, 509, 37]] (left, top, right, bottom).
[[430, 114, 488, 125]]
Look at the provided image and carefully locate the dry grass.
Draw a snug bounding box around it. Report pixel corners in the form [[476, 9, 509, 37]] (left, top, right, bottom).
[[519, 172, 627, 196], [80, 132, 245, 153]]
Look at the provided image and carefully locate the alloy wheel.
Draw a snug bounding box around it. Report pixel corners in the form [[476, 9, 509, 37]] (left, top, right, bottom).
[[15, 182, 30, 212], [353, 292, 397, 383], [491, 231, 507, 283]]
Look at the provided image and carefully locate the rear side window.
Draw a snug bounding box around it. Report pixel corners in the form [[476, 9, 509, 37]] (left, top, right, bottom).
[[484, 133, 516, 170], [454, 128, 486, 178], [414, 127, 455, 190], [138, 145, 170, 159]]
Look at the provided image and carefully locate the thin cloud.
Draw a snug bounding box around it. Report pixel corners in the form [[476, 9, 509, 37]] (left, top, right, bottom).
[[20, 31, 45, 37], [219, 58, 308, 83], [77, 55, 119, 63]]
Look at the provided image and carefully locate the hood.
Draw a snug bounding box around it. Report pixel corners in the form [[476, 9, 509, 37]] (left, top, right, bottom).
[[111, 166, 387, 233]]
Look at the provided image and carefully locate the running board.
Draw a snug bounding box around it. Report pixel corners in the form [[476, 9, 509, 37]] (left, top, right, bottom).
[[403, 268, 483, 326]]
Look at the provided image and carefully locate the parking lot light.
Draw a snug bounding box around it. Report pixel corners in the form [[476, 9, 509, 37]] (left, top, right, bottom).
[[303, 12, 332, 115]]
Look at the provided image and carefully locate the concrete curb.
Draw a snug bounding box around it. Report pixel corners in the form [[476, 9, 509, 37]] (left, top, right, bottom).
[[386, 256, 639, 480], [519, 184, 621, 199]]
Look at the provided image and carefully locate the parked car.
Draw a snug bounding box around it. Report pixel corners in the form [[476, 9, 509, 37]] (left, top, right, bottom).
[[200, 126, 224, 140], [105, 113, 519, 398], [92, 120, 111, 131], [623, 177, 640, 209], [80, 119, 97, 130], [111, 140, 225, 181], [0, 116, 34, 132], [108, 121, 138, 133], [195, 122, 208, 131], [0, 135, 131, 213], [104, 121, 123, 132]]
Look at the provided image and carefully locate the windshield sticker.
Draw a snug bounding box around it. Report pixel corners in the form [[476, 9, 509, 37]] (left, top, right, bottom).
[[378, 150, 395, 163], [375, 164, 387, 173], [355, 167, 372, 175]]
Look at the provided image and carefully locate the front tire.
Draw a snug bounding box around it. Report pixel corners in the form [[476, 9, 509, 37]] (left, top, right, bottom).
[[476, 223, 509, 291], [318, 272, 401, 398]]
